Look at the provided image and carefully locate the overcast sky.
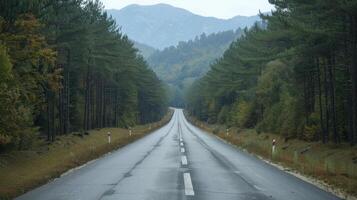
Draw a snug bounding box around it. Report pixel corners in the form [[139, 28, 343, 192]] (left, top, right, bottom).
[[101, 0, 274, 19]]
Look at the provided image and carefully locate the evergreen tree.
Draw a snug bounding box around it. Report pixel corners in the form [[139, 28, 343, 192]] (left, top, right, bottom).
[[0, 0, 168, 150]]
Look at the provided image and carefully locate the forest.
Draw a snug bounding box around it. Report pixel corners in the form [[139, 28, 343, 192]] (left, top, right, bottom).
[[186, 0, 357, 145], [0, 0, 168, 151], [148, 29, 243, 106]]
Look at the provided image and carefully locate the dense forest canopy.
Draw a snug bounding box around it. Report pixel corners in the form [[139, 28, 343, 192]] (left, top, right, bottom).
[[186, 0, 357, 145], [0, 0, 168, 150], [148, 30, 243, 106]]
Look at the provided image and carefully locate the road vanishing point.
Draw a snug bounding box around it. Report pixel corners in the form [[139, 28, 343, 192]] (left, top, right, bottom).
[[17, 109, 341, 200]]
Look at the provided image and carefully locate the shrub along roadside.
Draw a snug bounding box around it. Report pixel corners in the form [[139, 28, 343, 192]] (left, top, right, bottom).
[[185, 113, 357, 199], [0, 110, 173, 199]]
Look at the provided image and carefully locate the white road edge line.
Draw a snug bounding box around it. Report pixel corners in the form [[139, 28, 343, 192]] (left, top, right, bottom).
[[180, 142, 184, 146], [183, 173, 195, 196], [181, 155, 188, 165], [181, 147, 185, 153], [253, 184, 265, 191], [179, 138, 183, 142]]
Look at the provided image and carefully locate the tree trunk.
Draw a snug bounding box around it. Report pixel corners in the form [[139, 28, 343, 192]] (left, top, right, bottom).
[[51, 91, 56, 142], [310, 71, 315, 112], [351, 15, 357, 145], [90, 82, 95, 129], [84, 53, 91, 131], [328, 53, 338, 143], [316, 58, 326, 143], [65, 49, 70, 134], [59, 74, 64, 135], [114, 89, 118, 127], [303, 71, 309, 124], [46, 88, 51, 141], [97, 80, 100, 128], [323, 58, 330, 143]]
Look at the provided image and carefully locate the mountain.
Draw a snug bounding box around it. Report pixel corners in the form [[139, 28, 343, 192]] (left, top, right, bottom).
[[107, 4, 260, 49], [147, 29, 243, 106]]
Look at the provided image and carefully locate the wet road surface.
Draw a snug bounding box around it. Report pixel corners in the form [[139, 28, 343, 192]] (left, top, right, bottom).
[[17, 109, 341, 200]]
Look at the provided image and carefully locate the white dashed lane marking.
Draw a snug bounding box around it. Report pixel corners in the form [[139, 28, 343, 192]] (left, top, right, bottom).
[[183, 173, 195, 196], [181, 155, 188, 165], [178, 127, 194, 196]]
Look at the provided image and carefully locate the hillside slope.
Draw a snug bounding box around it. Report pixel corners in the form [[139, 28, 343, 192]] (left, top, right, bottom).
[[133, 41, 156, 59], [147, 29, 243, 106]]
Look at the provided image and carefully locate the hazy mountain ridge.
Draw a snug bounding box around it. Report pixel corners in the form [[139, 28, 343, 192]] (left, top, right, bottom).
[[107, 4, 260, 49]]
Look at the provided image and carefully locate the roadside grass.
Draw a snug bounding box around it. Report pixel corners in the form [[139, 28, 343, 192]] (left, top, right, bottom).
[[0, 111, 173, 199], [187, 115, 357, 198]]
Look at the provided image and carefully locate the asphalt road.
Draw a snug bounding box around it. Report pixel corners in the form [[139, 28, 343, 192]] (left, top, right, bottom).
[[17, 109, 341, 200]]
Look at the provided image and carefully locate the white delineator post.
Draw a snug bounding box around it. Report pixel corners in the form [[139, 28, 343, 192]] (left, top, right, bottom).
[[129, 127, 132, 136], [272, 139, 276, 157], [107, 132, 111, 144], [226, 128, 229, 136]]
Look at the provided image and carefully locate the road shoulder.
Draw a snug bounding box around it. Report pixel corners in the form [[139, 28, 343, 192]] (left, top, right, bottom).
[[184, 113, 357, 200], [0, 111, 173, 199]]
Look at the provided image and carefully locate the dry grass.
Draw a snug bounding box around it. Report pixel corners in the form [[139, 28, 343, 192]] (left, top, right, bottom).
[[187, 115, 357, 197], [0, 111, 173, 199]]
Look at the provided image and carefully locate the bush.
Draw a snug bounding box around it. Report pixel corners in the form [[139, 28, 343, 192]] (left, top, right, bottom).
[[301, 112, 322, 141], [229, 100, 255, 128], [212, 127, 220, 135], [303, 125, 320, 141], [217, 106, 230, 124]]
